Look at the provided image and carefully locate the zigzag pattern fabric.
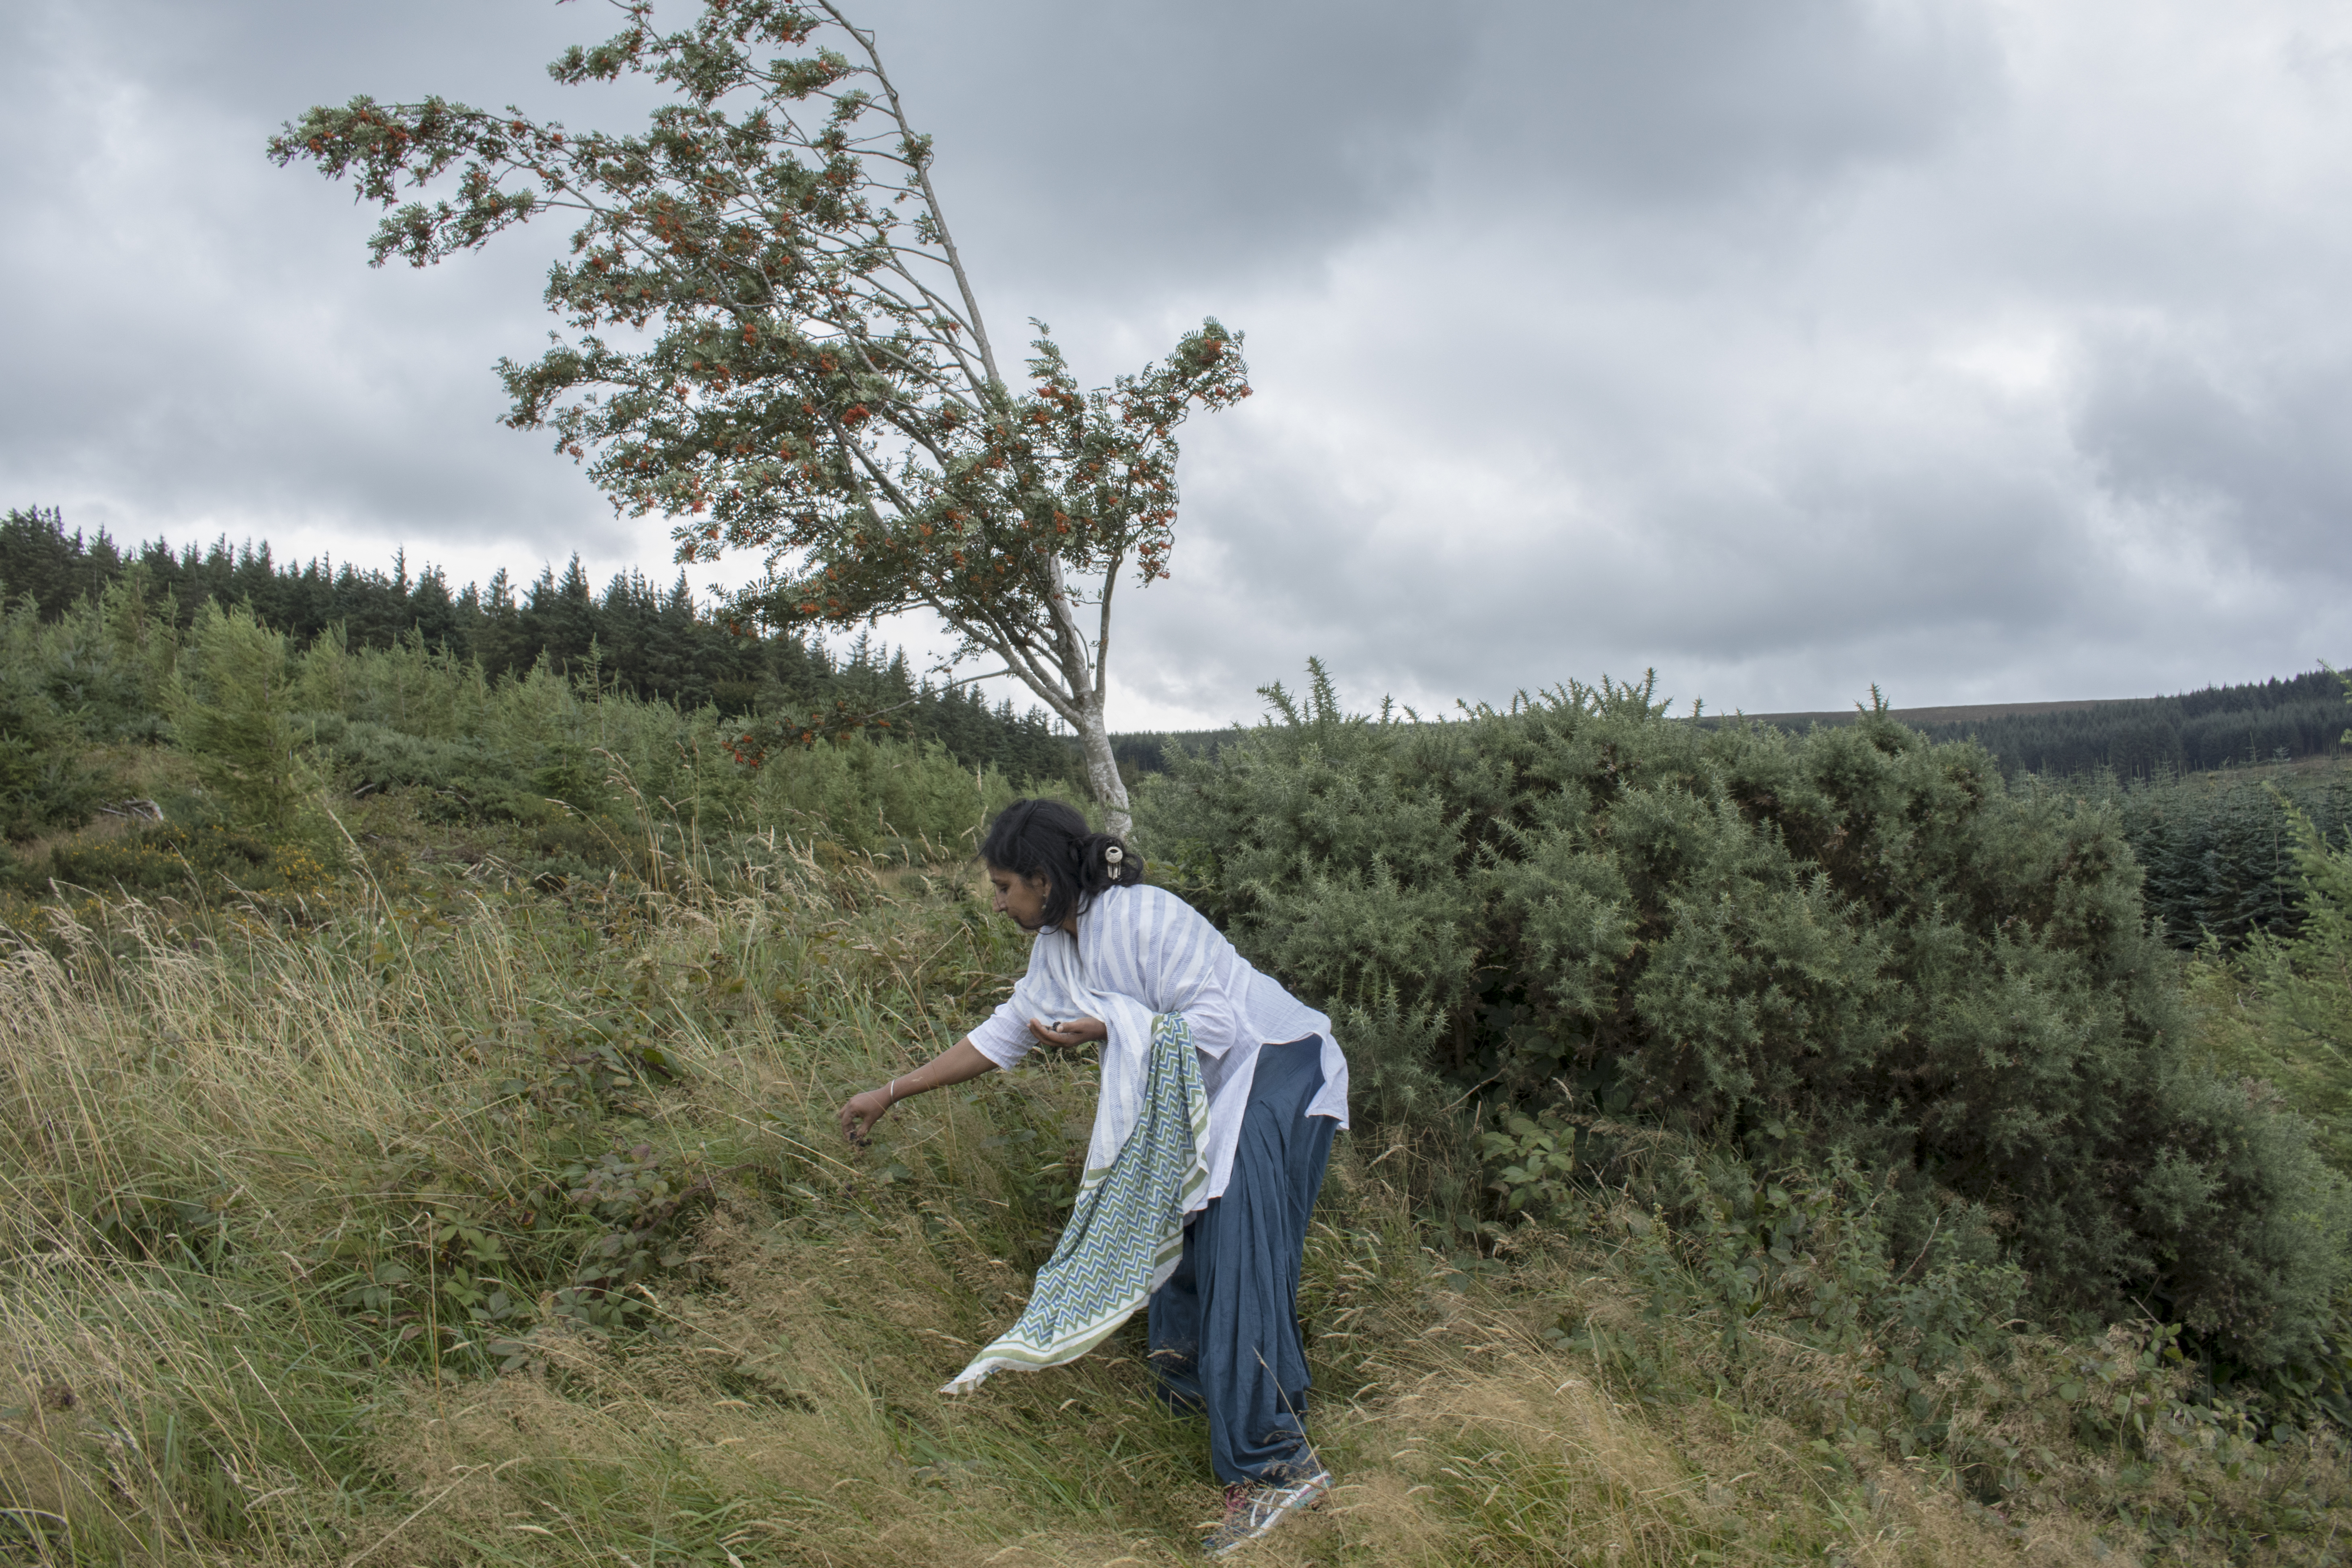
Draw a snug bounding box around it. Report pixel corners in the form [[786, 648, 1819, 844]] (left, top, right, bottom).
[[942, 1012, 1210, 1393]]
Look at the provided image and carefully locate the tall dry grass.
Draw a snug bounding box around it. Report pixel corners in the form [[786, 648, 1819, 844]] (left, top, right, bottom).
[[1, 846, 2346, 1564]]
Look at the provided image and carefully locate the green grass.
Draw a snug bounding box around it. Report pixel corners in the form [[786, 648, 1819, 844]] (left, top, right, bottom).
[[1, 806, 2346, 1565]]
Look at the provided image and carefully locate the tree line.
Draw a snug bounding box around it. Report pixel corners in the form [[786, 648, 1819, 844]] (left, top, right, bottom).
[[0, 506, 1076, 784], [1742, 671, 2352, 778], [1129, 670, 2352, 789], [2096, 768, 2352, 948]]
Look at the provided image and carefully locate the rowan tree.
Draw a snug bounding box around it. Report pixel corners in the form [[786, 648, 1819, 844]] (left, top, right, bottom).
[[269, 0, 1251, 835]]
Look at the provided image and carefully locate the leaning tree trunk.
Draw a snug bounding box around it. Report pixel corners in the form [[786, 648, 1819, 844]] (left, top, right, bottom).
[[1072, 693, 1134, 842]]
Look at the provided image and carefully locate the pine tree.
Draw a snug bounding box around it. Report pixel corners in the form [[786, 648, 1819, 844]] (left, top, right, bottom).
[[168, 603, 308, 828]]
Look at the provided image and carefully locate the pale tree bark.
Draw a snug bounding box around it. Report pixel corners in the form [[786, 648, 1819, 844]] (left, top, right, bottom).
[[1075, 692, 1133, 841], [1045, 559, 1133, 841], [941, 573, 1133, 840]]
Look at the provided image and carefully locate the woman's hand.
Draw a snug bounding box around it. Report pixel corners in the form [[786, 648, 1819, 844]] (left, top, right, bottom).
[[1026, 1015, 1107, 1048], [835, 1040, 1001, 1145], [839, 1086, 897, 1144]]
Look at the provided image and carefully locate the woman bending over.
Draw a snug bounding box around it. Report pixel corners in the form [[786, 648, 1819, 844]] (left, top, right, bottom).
[[838, 798, 1350, 1557]]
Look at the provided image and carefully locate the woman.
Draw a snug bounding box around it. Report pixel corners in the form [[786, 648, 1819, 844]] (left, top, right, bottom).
[[837, 798, 1350, 1557]]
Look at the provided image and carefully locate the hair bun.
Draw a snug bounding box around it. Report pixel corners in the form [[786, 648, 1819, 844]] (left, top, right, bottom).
[[977, 800, 1140, 921]]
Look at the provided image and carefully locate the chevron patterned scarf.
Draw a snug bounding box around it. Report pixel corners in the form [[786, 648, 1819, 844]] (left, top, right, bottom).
[[942, 1012, 1210, 1393]]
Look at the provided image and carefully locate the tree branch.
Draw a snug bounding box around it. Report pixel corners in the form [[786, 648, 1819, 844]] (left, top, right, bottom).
[[946, 610, 1082, 727], [818, 0, 1001, 387], [1094, 553, 1121, 703]]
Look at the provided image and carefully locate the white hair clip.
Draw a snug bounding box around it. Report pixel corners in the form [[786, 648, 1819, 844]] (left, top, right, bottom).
[[1104, 844, 1124, 871]]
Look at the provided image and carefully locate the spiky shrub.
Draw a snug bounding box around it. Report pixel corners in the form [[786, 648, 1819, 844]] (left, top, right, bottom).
[[1141, 667, 2352, 1371]]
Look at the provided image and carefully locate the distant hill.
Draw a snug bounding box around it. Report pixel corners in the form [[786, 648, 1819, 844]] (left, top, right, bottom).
[[1733, 696, 2130, 730], [1111, 671, 2352, 784], [1717, 671, 2350, 779]]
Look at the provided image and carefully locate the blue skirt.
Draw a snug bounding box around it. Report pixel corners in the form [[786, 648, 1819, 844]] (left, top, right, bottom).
[[1146, 1034, 1337, 1484]]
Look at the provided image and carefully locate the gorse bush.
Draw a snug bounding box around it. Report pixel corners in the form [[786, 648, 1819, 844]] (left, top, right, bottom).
[[1142, 666, 2352, 1373], [1138, 699, 2352, 957]]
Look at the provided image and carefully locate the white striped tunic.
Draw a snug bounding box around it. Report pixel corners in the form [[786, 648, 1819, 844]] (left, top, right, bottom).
[[965, 883, 1350, 1209]]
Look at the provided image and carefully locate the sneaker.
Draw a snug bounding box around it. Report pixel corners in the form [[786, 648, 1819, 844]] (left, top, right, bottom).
[[1202, 1463, 1333, 1557]]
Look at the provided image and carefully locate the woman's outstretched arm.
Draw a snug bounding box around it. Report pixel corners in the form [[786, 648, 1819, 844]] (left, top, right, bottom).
[[838, 1038, 999, 1142]]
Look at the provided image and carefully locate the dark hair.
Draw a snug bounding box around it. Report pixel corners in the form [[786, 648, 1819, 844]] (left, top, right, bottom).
[[979, 798, 1142, 929]]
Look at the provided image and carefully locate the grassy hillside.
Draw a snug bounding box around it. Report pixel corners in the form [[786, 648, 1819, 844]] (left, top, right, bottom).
[[4, 847, 2345, 1566], [2, 612, 2349, 1562]]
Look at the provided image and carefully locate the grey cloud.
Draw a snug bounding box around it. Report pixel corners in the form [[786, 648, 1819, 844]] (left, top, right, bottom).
[[848, 0, 1482, 300], [2073, 335, 2352, 569], [861, 0, 2005, 310], [0, 0, 652, 572], [1111, 417, 2095, 718], [37, 0, 633, 123], [1456, 0, 2004, 206]]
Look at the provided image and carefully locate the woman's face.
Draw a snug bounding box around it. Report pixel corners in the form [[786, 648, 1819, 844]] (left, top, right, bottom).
[[986, 863, 1056, 931]]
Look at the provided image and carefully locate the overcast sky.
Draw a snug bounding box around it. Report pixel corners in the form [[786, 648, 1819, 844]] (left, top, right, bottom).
[[5, 0, 2350, 728]]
